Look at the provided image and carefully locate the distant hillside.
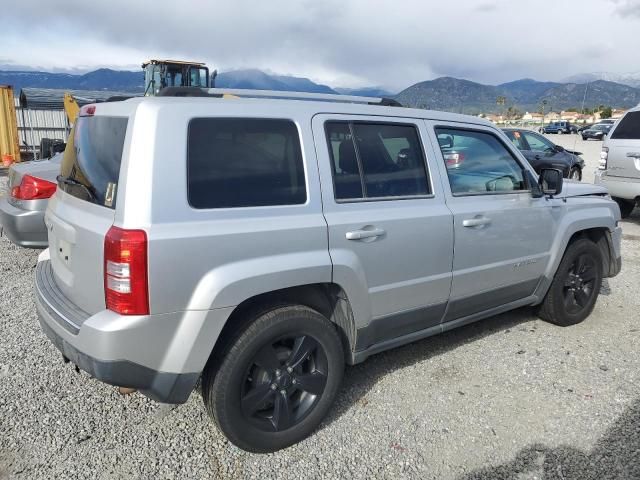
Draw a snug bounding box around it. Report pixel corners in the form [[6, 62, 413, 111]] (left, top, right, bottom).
[[215, 69, 336, 93], [0, 68, 143, 93], [335, 87, 394, 97], [2, 67, 640, 114], [395, 77, 508, 114], [498, 79, 562, 104], [564, 71, 640, 89], [396, 77, 640, 113]]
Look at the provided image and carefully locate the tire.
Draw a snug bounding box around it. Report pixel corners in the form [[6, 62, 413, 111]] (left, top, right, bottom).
[[614, 198, 635, 218], [569, 166, 582, 181], [582, 135, 587, 141], [202, 305, 344, 453], [537, 238, 603, 326], [39, 138, 54, 159]]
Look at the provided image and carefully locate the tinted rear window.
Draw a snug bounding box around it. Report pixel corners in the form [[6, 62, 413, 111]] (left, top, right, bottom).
[[611, 112, 640, 140], [187, 118, 306, 209], [59, 116, 128, 209]]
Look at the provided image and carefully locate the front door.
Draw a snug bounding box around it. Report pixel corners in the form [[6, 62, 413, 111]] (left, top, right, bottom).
[[428, 122, 557, 321], [312, 114, 454, 350]]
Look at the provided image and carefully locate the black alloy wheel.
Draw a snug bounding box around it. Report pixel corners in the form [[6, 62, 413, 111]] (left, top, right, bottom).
[[241, 334, 328, 432], [562, 253, 598, 315], [202, 305, 344, 452]]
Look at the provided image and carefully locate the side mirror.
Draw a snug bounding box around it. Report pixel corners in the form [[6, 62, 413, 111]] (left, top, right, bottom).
[[539, 168, 563, 196], [555, 145, 565, 152], [438, 135, 453, 149]]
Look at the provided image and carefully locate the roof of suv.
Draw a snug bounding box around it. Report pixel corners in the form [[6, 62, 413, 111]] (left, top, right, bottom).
[[88, 93, 496, 128]]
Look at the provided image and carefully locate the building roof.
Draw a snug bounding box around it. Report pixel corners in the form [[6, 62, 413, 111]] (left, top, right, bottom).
[[19, 88, 139, 110]]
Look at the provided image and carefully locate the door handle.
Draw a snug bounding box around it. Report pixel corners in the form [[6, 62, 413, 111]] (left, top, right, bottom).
[[346, 228, 385, 240], [462, 217, 491, 227]]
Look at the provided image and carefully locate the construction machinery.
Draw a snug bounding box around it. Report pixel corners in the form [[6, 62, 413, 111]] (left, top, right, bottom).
[[142, 59, 214, 96]]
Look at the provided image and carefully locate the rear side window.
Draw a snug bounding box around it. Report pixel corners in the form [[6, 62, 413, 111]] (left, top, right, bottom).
[[611, 112, 640, 140], [188, 118, 306, 209], [325, 121, 430, 201], [59, 116, 128, 209]]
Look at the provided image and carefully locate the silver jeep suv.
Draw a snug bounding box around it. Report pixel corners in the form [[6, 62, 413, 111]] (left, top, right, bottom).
[[35, 90, 622, 452]]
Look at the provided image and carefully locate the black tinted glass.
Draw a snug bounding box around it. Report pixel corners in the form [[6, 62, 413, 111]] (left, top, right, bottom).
[[60, 116, 128, 209], [611, 112, 640, 140], [326, 121, 429, 201], [326, 122, 363, 200], [188, 118, 306, 208]]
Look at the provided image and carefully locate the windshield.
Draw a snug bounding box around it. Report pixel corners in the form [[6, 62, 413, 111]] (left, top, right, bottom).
[[594, 124, 609, 131], [58, 116, 128, 209]]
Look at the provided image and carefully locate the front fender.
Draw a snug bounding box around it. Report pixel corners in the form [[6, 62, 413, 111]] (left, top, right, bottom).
[[535, 201, 618, 300]]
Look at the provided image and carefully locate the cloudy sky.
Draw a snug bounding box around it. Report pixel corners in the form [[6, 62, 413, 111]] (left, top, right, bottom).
[[2, 0, 640, 90]]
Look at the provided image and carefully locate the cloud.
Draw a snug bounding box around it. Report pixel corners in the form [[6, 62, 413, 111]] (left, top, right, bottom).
[[2, 0, 639, 90], [614, 0, 640, 17]]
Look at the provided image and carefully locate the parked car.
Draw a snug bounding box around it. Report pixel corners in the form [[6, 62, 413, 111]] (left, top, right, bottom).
[[582, 123, 613, 140], [0, 153, 61, 247], [35, 92, 622, 453], [576, 123, 593, 133], [543, 121, 575, 134], [595, 106, 640, 217], [503, 128, 585, 180], [598, 119, 617, 125]]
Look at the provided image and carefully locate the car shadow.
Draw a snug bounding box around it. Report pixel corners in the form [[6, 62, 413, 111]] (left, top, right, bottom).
[[322, 306, 534, 427], [458, 397, 640, 479]]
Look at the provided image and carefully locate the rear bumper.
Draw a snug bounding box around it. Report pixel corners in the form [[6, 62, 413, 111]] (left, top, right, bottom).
[[594, 170, 640, 201], [34, 252, 232, 403], [0, 197, 48, 248]]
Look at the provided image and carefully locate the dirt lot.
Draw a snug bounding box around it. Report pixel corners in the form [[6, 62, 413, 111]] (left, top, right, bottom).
[[1, 139, 639, 479]]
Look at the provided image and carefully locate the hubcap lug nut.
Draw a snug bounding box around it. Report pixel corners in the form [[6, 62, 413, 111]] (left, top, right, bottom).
[[275, 369, 281, 376], [292, 378, 297, 384], [280, 389, 286, 395], [270, 384, 277, 390], [287, 367, 293, 373]]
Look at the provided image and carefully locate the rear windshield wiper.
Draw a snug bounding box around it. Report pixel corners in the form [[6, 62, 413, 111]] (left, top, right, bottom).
[[56, 174, 98, 201]]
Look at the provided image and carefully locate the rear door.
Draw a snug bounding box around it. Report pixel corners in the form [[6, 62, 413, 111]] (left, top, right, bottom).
[[312, 114, 453, 349], [45, 113, 128, 314], [606, 111, 640, 179], [427, 122, 556, 321]]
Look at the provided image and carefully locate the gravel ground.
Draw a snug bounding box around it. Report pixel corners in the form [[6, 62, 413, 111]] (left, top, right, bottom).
[[1, 144, 640, 479]]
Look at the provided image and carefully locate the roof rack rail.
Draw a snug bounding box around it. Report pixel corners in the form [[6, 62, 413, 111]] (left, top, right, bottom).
[[157, 86, 402, 106]]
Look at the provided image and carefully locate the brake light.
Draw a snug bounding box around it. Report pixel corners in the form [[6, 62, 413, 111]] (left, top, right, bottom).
[[599, 147, 608, 170], [104, 226, 149, 315], [79, 104, 96, 116], [11, 174, 57, 200], [444, 152, 465, 167]]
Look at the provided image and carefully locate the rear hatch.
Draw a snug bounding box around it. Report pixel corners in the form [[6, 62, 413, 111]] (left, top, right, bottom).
[[46, 113, 128, 314], [606, 111, 640, 179]]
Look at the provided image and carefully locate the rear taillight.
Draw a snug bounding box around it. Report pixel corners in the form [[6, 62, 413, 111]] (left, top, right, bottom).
[[104, 226, 149, 315], [599, 147, 608, 170], [11, 174, 57, 200], [444, 152, 465, 167]]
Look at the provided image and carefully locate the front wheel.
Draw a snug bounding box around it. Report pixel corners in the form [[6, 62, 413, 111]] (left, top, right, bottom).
[[537, 238, 603, 326], [569, 166, 582, 181], [202, 305, 344, 453], [582, 135, 587, 141]]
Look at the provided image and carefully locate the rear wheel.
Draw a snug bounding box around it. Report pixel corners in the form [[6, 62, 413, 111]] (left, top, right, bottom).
[[614, 198, 636, 218], [202, 305, 344, 452], [537, 238, 603, 326]]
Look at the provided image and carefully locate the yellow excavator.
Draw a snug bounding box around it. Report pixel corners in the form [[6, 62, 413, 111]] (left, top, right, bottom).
[[142, 59, 214, 96]]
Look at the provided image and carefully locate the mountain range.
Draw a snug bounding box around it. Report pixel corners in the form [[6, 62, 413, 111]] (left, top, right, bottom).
[[2, 68, 639, 114]]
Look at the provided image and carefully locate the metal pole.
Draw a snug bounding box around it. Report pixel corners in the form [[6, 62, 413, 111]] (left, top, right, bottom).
[[27, 109, 37, 160]]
